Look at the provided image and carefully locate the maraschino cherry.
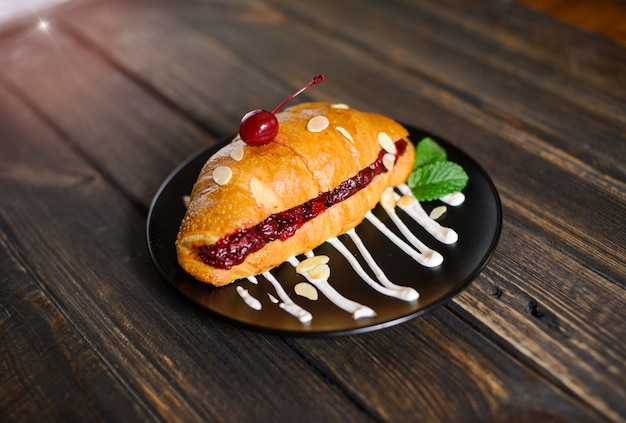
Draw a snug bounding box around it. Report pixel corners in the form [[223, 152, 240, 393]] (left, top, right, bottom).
[[239, 74, 326, 146]]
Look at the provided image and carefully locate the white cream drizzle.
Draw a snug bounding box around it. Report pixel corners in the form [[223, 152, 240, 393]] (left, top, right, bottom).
[[287, 256, 376, 319], [236, 286, 262, 310], [396, 184, 458, 245], [365, 211, 443, 267], [262, 271, 312, 323], [237, 184, 467, 322], [440, 192, 465, 206], [327, 235, 419, 301]]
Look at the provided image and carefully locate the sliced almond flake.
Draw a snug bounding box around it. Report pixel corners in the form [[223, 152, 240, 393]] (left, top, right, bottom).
[[377, 132, 397, 154], [308, 263, 330, 280], [382, 153, 396, 171], [330, 103, 350, 109], [397, 194, 416, 207], [182, 195, 190, 209], [429, 205, 447, 220], [294, 282, 318, 301], [213, 166, 232, 185], [380, 188, 396, 210], [250, 177, 264, 207], [335, 126, 354, 143], [296, 255, 330, 274], [230, 145, 244, 161], [307, 115, 330, 132]]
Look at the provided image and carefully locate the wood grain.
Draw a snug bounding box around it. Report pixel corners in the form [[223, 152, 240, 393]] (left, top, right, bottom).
[[517, 0, 626, 46], [0, 42, 373, 423], [0, 234, 149, 422], [0, 0, 624, 421], [289, 308, 605, 421]]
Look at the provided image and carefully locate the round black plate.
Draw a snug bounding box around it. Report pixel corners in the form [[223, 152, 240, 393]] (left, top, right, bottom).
[[147, 126, 501, 336]]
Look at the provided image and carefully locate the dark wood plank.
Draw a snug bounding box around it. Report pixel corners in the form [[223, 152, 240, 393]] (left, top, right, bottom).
[[1, 0, 623, 421], [517, 0, 626, 46], [399, 0, 626, 97], [0, 46, 372, 423], [0, 233, 148, 422], [39, 0, 625, 420], [56, 0, 291, 136], [453, 200, 626, 420], [0, 24, 214, 207], [257, 0, 625, 181], [289, 308, 604, 422]]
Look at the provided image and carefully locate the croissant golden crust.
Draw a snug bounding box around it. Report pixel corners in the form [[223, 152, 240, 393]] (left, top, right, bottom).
[[176, 102, 415, 286]]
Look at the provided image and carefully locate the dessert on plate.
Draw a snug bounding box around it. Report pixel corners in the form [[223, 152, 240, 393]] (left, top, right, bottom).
[[176, 98, 415, 286], [176, 75, 467, 299]]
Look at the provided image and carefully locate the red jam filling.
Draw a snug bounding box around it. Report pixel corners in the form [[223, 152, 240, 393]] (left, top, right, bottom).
[[198, 139, 407, 269]]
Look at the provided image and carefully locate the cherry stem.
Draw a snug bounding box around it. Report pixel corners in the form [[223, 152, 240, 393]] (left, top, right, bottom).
[[271, 74, 326, 114]]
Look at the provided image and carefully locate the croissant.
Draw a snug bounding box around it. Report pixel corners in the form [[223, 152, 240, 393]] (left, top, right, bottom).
[[176, 102, 415, 286]]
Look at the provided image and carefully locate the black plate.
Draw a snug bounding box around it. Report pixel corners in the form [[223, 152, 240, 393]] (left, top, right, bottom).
[[147, 126, 502, 336]]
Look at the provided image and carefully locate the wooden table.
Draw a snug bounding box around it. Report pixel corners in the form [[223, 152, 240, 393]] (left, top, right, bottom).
[[1, 0, 624, 421]]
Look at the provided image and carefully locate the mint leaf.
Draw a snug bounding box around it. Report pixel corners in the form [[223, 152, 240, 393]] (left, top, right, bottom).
[[413, 137, 447, 169], [407, 161, 468, 201], [409, 137, 469, 201]]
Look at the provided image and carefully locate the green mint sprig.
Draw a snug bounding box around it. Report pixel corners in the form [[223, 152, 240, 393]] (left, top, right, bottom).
[[407, 137, 468, 202]]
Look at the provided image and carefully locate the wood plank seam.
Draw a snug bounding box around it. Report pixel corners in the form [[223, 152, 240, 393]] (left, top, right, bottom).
[[252, 0, 626, 182], [283, 337, 387, 422], [445, 299, 612, 422], [0, 219, 163, 421], [448, 199, 626, 420], [497, 184, 625, 286], [59, 22, 225, 140], [0, 72, 150, 217]]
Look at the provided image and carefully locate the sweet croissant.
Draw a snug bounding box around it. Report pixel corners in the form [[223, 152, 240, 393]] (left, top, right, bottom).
[[176, 102, 415, 286]]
